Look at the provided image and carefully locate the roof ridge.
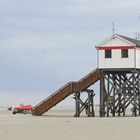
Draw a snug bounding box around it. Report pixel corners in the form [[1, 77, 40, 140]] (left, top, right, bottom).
[[116, 34, 140, 47]]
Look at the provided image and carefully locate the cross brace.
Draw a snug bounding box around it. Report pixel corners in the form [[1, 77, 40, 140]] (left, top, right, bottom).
[[74, 89, 95, 117]]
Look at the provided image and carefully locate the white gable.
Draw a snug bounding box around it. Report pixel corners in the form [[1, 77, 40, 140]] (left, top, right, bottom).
[[97, 35, 136, 47]]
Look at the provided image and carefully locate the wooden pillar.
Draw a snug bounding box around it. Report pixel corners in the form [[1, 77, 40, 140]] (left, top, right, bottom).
[[100, 75, 105, 117], [138, 71, 140, 115], [118, 74, 121, 116], [87, 92, 95, 117], [133, 70, 137, 116], [107, 74, 110, 117], [112, 74, 116, 117], [122, 74, 126, 117], [91, 92, 95, 117], [74, 92, 80, 117]]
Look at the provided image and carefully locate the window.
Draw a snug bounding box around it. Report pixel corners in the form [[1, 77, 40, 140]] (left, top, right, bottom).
[[105, 50, 112, 58], [121, 49, 128, 58]]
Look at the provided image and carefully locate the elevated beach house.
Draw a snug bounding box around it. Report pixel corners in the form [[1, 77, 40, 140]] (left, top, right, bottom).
[[96, 34, 140, 69]]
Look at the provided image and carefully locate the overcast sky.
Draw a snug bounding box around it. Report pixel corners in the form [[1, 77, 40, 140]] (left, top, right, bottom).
[[0, 0, 140, 107]]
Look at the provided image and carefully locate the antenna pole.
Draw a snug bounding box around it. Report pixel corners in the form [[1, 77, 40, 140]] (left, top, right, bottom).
[[135, 32, 138, 40], [112, 22, 115, 36]]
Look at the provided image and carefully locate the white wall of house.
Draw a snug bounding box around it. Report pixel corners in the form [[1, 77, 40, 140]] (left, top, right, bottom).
[[98, 49, 135, 69], [97, 35, 137, 69], [136, 48, 140, 69]]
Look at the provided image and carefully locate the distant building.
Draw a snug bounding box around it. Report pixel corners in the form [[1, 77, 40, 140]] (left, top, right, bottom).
[[96, 34, 140, 69]]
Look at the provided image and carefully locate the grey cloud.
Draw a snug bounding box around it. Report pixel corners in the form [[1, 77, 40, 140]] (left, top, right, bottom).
[[0, 0, 140, 105]]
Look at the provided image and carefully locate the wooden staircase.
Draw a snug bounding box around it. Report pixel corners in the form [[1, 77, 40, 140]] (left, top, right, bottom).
[[32, 69, 102, 115]]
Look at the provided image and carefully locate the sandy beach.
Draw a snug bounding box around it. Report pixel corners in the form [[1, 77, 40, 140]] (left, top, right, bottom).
[[0, 107, 140, 140]]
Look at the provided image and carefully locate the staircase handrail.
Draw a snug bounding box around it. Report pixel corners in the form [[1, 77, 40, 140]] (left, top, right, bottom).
[[78, 68, 98, 82], [33, 81, 74, 109]]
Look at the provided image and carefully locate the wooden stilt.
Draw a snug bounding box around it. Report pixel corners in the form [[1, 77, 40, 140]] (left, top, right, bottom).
[[100, 76, 105, 117], [100, 69, 140, 117], [74, 90, 95, 117], [74, 93, 80, 117]]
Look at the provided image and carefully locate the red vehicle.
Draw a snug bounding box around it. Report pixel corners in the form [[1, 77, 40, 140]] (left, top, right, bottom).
[[8, 104, 33, 114]]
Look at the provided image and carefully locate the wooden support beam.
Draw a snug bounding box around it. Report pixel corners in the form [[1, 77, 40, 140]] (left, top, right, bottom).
[[74, 90, 95, 117], [101, 70, 140, 117], [100, 76, 105, 117], [74, 93, 80, 117]]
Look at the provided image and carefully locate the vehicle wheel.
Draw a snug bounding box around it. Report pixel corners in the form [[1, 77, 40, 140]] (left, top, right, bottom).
[[13, 111, 16, 115]]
